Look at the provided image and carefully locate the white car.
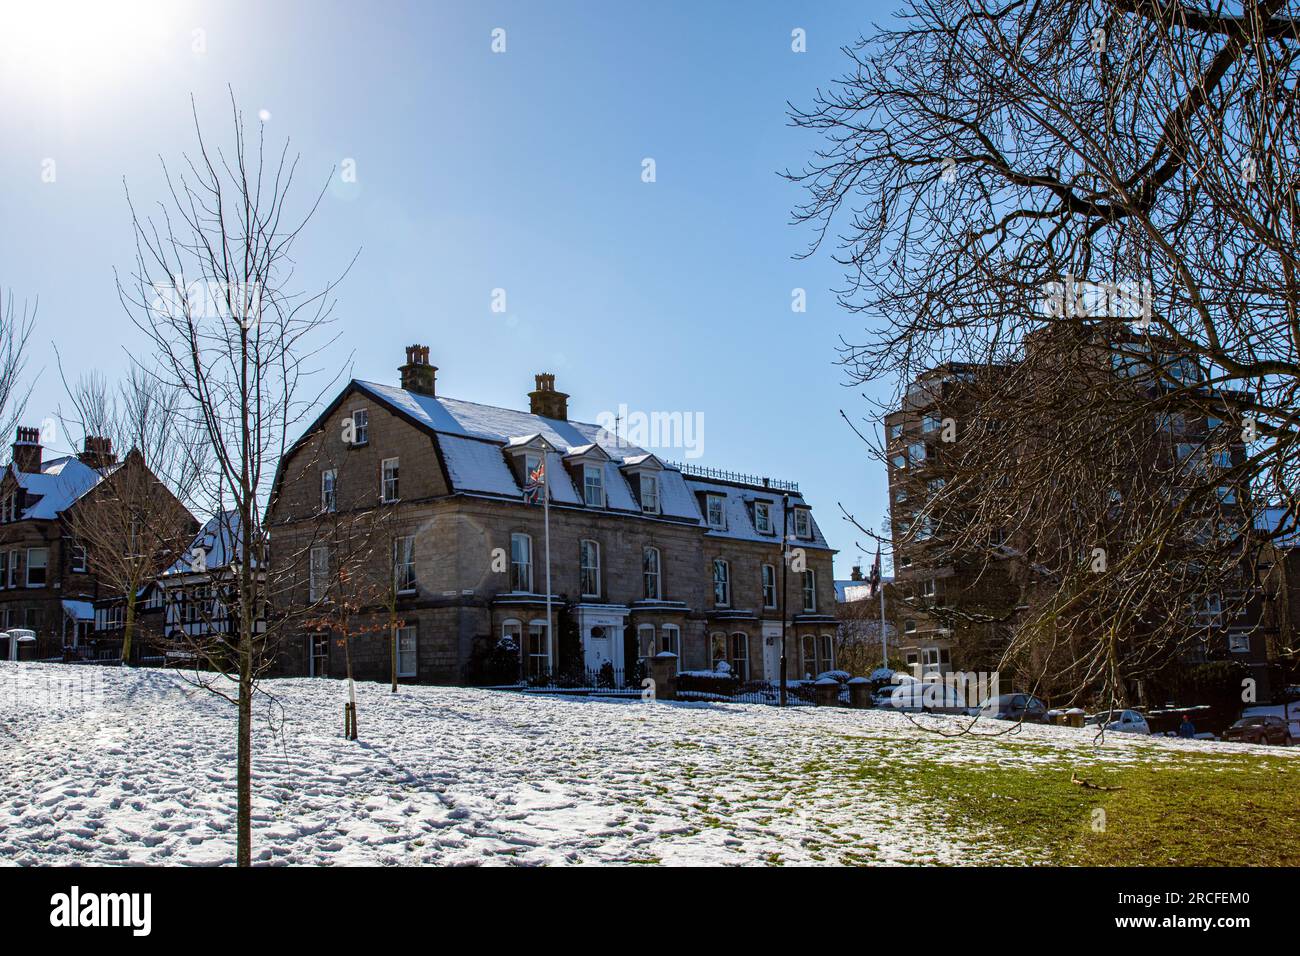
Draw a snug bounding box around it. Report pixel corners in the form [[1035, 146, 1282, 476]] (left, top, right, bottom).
[[1085, 709, 1150, 735], [881, 679, 969, 712]]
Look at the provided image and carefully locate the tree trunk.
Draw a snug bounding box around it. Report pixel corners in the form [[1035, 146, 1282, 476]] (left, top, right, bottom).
[[236, 624, 252, 867], [121, 588, 138, 665], [390, 604, 397, 693]]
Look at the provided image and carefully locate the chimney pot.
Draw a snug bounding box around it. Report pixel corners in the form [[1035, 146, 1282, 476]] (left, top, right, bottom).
[[79, 436, 116, 470], [11, 426, 42, 473], [528, 372, 569, 420]]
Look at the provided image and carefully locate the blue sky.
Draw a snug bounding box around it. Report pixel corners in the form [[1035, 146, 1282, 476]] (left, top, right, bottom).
[[0, 0, 900, 576]]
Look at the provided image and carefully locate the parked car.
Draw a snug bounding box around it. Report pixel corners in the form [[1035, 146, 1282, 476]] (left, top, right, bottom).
[[1085, 709, 1150, 735], [973, 693, 1049, 723], [1223, 715, 1291, 746], [878, 679, 969, 712]]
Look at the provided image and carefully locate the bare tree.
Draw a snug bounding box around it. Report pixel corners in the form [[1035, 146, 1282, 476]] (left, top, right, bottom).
[[0, 288, 35, 451], [117, 92, 352, 866], [790, 0, 1300, 705], [57, 367, 197, 662]]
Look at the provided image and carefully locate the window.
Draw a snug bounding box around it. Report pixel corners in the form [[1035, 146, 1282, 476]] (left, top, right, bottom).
[[640, 474, 659, 514], [381, 458, 400, 502], [928, 478, 946, 493], [706, 495, 726, 529], [761, 564, 777, 609], [908, 442, 926, 464], [527, 620, 550, 678], [921, 578, 936, 600], [71, 543, 88, 574], [712, 559, 730, 606], [1228, 631, 1251, 653], [754, 501, 772, 534], [7, 550, 20, 589], [802, 569, 816, 612], [891, 454, 906, 470], [394, 535, 416, 593], [819, 634, 834, 672], [888, 423, 903, 441], [501, 619, 522, 653], [801, 634, 817, 678], [922, 647, 951, 673], [643, 547, 661, 600], [638, 624, 657, 659], [583, 465, 605, 507], [321, 469, 337, 512], [351, 408, 369, 445], [1216, 486, 1237, 505], [729, 632, 749, 679], [580, 539, 600, 598], [26, 548, 47, 588], [0, 551, 6, 589], [511, 533, 533, 592], [660, 624, 680, 658], [309, 545, 329, 602], [97, 604, 125, 631], [904, 618, 917, 633], [793, 509, 811, 539], [710, 632, 728, 672], [396, 625, 418, 677], [921, 414, 941, 433]]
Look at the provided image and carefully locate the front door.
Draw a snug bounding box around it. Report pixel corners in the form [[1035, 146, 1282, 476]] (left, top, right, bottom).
[[762, 622, 783, 683]]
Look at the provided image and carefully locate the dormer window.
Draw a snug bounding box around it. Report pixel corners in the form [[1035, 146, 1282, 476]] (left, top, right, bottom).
[[640, 474, 660, 514], [0, 493, 16, 523], [793, 508, 811, 539], [706, 494, 726, 529], [583, 465, 605, 507], [754, 501, 772, 534]]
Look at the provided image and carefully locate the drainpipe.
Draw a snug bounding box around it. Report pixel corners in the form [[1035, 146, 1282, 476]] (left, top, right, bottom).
[[780, 494, 789, 707]]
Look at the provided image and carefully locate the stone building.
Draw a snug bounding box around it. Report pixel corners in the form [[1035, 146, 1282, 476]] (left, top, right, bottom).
[[0, 427, 192, 659], [265, 346, 837, 685]]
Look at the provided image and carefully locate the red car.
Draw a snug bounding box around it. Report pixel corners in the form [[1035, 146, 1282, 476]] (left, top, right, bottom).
[[1223, 716, 1291, 746]]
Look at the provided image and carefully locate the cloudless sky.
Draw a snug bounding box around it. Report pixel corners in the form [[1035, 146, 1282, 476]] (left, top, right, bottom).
[[0, 0, 902, 577]]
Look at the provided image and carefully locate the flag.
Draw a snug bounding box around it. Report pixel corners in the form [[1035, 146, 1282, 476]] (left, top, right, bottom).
[[868, 544, 882, 595], [523, 458, 545, 505]]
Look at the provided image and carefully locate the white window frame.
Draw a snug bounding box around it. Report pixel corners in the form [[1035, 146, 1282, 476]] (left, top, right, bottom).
[[1227, 631, 1251, 653], [0, 550, 6, 589], [802, 569, 817, 612], [728, 632, 749, 680], [580, 539, 600, 598], [713, 559, 730, 607], [643, 546, 661, 600], [793, 508, 811, 539], [309, 545, 329, 602], [710, 631, 728, 672], [396, 625, 418, 677], [754, 501, 772, 534], [381, 457, 400, 503], [637, 624, 657, 659], [394, 535, 416, 593], [801, 634, 817, 679], [70, 543, 88, 574], [511, 533, 533, 593], [7, 550, 19, 589], [819, 633, 835, 672], [501, 619, 522, 652], [640, 474, 660, 514], [660, 624, 680, 658], [25, 547, 47, 588], [321, 469, 337, 512], [351, 408, 369, 445], [583, 465, 605, 508], [706, 494, 726, 529], [761, 564, 777, 609]]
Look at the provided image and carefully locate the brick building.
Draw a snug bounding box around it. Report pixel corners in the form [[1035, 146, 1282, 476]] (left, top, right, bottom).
[[265, 346, 837, 685]]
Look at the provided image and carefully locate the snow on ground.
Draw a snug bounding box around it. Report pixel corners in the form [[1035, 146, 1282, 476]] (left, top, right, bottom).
[[0, 662, 1293, 866]]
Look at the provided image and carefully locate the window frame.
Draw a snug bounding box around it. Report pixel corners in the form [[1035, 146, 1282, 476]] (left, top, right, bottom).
[[706, 494, 726, 529], [526, 619, 550, 678], [583, 464, 605, 508], [309, 545, 329, 602], [712, 558, 730, 607], [640, 473, 660, 514], [395, 625, 418, 677], [793, 508, 811, 539], [802, 569, 816, 612], [351, 408, 369, 446], [25, 547, 48, 588], [394, 535, 416, 593], [754, 501, 772, 534], [637, 623, 657, 660], [580, 539, 601, 598], [801, 634, 817, 678], [321, 468, 337, 512], [761, 564, 777, 609], [643, 546, 661, 600], [728, 632, 749, 680], [511, 533, 533, 593], [381, 457, 400, 503], [819, 633, 834, 672], [660, 623, 680, 658]]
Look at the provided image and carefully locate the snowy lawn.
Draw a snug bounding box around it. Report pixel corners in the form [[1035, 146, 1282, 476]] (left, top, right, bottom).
[[2, 662, 1297, 866]]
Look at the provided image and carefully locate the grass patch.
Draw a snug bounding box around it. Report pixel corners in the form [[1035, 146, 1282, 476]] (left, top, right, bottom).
[[868, 746, 1300, 865]]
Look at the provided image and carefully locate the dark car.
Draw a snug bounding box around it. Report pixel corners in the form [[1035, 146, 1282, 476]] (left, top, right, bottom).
[[973, 693, 1049, 723], [1223, 715, 1291, 746]]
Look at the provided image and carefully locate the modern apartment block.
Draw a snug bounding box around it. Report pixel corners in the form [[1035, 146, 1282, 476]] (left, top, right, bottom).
[[265, 346, 837, 685]]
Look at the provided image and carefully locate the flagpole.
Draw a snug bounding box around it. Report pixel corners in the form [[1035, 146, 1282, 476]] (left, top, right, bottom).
[[879, 570, 888, 669], [543, 456, 554, 679]]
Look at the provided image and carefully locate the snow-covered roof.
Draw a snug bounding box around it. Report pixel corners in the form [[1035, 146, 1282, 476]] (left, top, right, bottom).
[[351, 380, 702, 520], [834, 576, 892, 603], [8, 455, 107, 520], [163, 510, 244, 576], [685, 479, 831, 550]]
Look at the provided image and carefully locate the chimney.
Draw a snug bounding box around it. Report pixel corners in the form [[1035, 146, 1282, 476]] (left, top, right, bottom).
[[11, 426, 42, 474], [528, 373, 569, 420], [850, 565, 863, 582], [79, 436, 117, 470], [399, 345, 437, 396]]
